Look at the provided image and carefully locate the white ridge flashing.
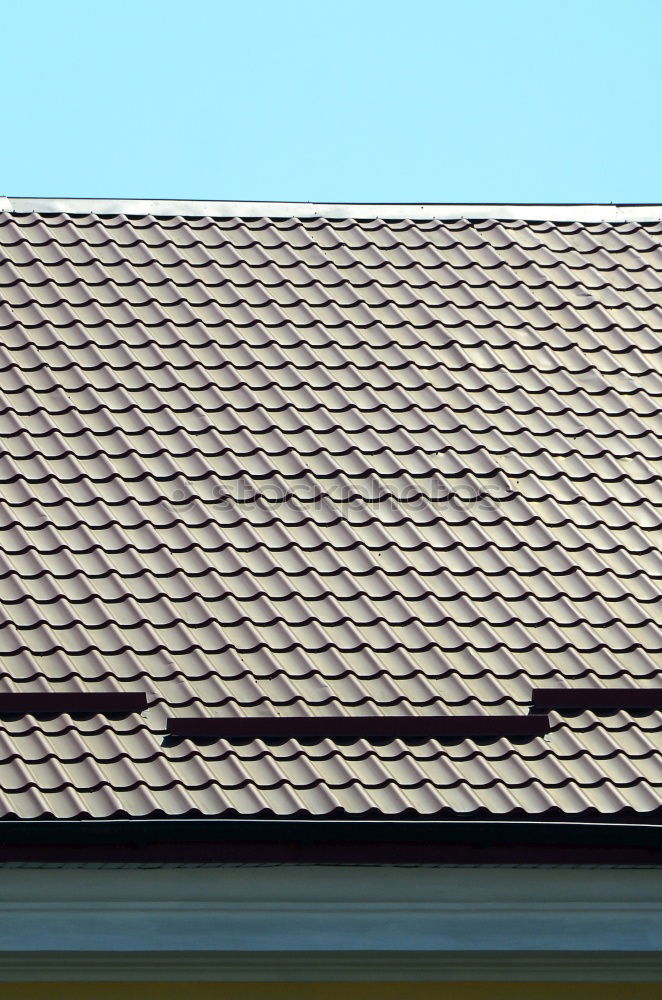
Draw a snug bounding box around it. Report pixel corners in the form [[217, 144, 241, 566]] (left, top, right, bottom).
[[4, 196, 662, 223]]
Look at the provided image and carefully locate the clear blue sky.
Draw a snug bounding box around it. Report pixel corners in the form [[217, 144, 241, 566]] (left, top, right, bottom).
[[4, 0, 660, 203]]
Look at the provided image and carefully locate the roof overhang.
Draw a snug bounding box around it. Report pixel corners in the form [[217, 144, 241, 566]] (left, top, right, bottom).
[[3, 818, 662, 864], [3, 197, 662, 222]]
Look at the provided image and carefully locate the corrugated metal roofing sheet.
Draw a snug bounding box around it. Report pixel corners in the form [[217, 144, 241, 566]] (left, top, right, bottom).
[[0, 208, 660, 819]]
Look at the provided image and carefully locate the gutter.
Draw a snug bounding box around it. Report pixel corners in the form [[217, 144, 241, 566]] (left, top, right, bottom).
[[2, 818, 662, 864]]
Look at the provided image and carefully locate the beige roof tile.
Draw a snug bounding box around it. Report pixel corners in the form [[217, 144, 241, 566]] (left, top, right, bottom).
[[0, 208, 660, 818]]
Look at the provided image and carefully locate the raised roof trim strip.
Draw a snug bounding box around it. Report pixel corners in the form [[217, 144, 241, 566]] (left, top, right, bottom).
[[5, 197, 662, 223], [166, 715, 550, 741], [0, 693, 147, 716], [532, 689, 662, 712]]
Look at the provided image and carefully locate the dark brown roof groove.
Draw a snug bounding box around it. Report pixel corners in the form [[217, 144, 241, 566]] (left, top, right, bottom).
[[532, 689, 662, 712], [0, 694, 147, 716], [165, 715, 551, 741]]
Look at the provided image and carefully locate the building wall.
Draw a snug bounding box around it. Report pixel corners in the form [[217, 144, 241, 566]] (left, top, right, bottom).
[[2, 866, 662, 992]]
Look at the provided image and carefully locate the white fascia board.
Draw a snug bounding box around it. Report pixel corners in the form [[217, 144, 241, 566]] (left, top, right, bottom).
[[0, 865, 662, 980], [4, 197, 662, 223]]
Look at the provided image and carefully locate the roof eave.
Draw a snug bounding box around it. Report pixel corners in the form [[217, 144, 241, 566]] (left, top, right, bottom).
[[3, 818, 662, 865]]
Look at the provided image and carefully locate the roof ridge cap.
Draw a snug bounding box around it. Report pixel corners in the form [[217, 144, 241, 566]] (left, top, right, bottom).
[[4, 197, 662, 223]]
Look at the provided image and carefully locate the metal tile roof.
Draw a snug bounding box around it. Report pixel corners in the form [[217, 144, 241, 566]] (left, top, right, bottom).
[[0, 204, 661, 820]]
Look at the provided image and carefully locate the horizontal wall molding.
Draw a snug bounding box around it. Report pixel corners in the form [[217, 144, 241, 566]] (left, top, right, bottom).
[[1, 950, 662, 982]]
